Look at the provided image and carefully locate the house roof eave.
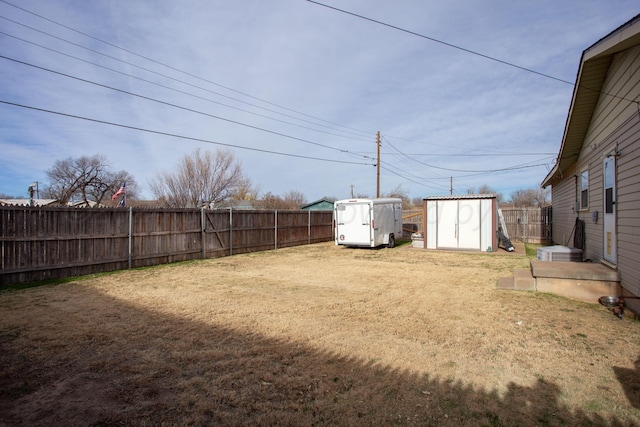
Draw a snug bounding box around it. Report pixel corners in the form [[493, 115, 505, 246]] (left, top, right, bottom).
[[543, 14, 640, 187]]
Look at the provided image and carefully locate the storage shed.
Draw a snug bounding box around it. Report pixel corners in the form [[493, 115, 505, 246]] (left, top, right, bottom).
[[422, 194, 498, 252], [300, 199, 334, 211]]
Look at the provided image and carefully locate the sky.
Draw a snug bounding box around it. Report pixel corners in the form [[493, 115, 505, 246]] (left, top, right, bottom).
[[1, 0, 638, 203]]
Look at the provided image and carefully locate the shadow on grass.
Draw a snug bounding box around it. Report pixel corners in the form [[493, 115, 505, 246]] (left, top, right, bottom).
[[0, 286, 637, 426], [614, 356, 640, 410]]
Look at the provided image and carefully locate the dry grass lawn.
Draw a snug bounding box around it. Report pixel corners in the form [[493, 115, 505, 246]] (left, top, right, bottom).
[[1, 242, 639, 426]]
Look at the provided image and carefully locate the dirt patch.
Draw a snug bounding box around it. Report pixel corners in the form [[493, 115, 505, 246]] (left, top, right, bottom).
[[1, 242, 638, 426]]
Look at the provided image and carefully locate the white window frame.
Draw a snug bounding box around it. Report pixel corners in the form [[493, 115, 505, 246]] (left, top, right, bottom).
[[580, 169, 589, 210]]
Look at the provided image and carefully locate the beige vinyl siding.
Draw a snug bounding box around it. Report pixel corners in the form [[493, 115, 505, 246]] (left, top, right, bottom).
[[582, 47, 640, 148], [550, 43, 640, 295], [550, 172, 578, 246], [553, 142, 603, 261], [615, 117, 640, 295], [592, 47, 640, 296]]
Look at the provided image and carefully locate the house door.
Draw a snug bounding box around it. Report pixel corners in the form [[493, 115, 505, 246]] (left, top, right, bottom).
[[603, 156, 617, 264]]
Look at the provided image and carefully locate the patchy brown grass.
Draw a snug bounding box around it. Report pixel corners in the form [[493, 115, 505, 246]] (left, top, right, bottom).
[[1, 242, 639, 426]]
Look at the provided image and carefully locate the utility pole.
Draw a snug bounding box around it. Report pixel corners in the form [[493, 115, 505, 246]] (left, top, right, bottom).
[[350, 184, 354, 198], [28, 181, 39, 206], [376, 131, 381, 198], [450, 176, 453, 195]]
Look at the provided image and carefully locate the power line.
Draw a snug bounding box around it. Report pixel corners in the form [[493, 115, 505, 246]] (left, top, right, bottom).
[[0, 54, 370, 159], [381, 136, 443, 182], [0, 99, 375, 166], [407, 157, 552, 174], [0, 30, 373, 143], [378, 134, 554, 193], [383, 133, 557, 156], [0, 0, 373, 137], [380, 163, 450, 192], [307, 1, 640, 106], [0, 16, 372, 141], [381, 152, 556, 157], [381, 135, 552, 174], [307, 1, 575, 85]]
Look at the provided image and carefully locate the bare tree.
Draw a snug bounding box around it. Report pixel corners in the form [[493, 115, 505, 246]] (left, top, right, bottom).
[[150, 148, 250, 208], [466, 184, 504, 205], [383, 185, 413, 209], [233, 182, 261, 203], [509, 187, 550, 207], [256, 190, 307, 209], [87, 170, 138, 204], [283, 190, 307, 208], [44, 155, 138, 205], [257, 192, 282, 209]]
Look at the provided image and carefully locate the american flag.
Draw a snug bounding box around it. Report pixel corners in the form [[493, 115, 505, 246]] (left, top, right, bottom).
[[111, 182, 126, 200]]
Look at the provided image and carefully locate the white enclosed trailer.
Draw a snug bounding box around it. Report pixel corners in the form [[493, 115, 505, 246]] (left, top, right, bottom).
[[334, 198, 403, 248]]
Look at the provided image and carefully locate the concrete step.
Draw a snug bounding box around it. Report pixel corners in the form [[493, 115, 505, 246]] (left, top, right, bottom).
[[514, 268, 535, 291], [530, 260, 620, 282], [497, 276, 514, 290]]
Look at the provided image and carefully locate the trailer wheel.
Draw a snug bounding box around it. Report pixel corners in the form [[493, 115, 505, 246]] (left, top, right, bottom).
[[387, 234, 395, 248]]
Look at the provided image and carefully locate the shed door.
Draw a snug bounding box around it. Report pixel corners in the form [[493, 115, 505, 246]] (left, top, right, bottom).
[[436, 200, 458, 248], [436, 199, 481, 250], [603, 156, 617, 264], [458, 199, 481, 250]]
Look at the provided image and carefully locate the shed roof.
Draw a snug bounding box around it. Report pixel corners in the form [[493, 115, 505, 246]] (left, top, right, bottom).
[[423, 193, 497, 201], [300, 199, 334, 210], [541, 14, 640, 187]]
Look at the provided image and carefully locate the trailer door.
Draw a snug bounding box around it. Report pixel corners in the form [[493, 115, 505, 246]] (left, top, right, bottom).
[[336, 202, 371, 245]]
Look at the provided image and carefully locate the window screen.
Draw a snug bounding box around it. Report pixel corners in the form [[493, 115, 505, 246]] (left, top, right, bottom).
[[580, 170, 589, 209]]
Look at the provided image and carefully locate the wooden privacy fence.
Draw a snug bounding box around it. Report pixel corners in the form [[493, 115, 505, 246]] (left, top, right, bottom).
[[402, 210, 423, 236], [0, 206, 334, 286], [399, 207, 551, 244], [499, 206, 552, 244]]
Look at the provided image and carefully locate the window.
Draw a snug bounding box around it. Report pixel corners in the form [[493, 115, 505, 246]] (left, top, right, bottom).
[[580, 170, 589, 209]]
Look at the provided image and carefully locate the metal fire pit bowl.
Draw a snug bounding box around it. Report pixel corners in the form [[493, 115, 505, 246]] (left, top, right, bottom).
[[599, 296, 620, 308], [599, 295, 640, 319]]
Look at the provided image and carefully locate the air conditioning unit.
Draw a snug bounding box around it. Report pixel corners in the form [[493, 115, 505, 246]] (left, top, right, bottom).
[[537, 245, 583, 262]]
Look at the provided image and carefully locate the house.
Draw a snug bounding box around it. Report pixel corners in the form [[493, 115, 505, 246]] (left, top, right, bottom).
[[541, 14, 640, 311], [300, 199, 334, 211], [0, 198, 58, 207], [214, 199, 257, 210], [68, 200, 100, 208]]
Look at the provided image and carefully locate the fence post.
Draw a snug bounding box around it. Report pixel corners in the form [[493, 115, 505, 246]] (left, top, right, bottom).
[[128, 207, 133, 269], [229, 208, 233, 256], [201, 207, 206, 259], [308, 210, 311, 245], [274, 210, 278, 250]]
